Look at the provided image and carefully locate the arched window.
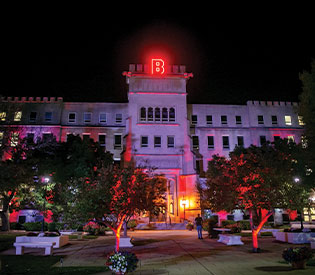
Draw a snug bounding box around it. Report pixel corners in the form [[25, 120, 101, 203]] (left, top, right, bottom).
[[162, 107, 168, 122], [155, 107, 161, 122], [148, 107, 153, 121], [169, 107, 175, 122], [140, 107, 146, 121]]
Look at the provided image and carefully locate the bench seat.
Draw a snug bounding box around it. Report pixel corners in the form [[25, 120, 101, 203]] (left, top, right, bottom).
[[14, 241, 56, 255], [218, 234, 244, 246]]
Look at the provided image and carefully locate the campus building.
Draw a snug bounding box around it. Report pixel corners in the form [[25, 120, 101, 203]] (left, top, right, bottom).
[[0, 60, 309, 223]]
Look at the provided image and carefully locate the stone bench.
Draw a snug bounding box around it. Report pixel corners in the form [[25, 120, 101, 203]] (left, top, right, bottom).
[[218, 234, 244, 245], [14, 241, 56, 255]]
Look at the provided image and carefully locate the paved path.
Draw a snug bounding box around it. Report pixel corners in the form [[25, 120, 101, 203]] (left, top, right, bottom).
[[3, 230, 315, 274]]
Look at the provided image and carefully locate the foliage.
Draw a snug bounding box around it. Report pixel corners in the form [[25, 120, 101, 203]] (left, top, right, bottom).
[[186, 221, 194, 230], [105, 251, 138, 274], [23, 222, 48, 231], [83, 221, 106, 235], [299, 59, 315, 184], [282, 247, 313, 263], [239, 220, 251, 230], [127, 219, 138, 229], [202, 141, 310, 251]]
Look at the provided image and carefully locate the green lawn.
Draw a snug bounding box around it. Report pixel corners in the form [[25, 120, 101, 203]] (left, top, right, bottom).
[[0, 233, 25, 252], [0, 255, 108, 275]]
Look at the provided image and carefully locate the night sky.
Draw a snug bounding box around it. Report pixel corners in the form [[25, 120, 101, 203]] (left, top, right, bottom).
[[2, 7, 315, 105]]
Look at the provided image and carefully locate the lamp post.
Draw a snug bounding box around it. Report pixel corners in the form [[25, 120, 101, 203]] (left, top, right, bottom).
[[41, 177, 50, 232], [180, 198, 188, 221]]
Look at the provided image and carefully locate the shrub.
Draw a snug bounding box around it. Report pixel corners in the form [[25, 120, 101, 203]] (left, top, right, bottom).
[[127, 219, 138, 229], [282, 247, 313, 263], [83, 221, 100, 235], [23, 222, 47, 231], [239, 220, 251, 230], [186, 221, 194, 230], [221, 220, 236, 227], [106, 251, 138, 273]]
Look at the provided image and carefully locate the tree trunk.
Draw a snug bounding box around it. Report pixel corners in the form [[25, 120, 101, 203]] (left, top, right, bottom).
[[0, 211, 9, 231], [300, 209, 304, 230], [250, 209, 273, 252]]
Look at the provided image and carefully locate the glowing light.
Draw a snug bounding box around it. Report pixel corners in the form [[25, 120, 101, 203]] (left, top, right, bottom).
[[152, 59, 165, 75], [180, 199, 188, 208]]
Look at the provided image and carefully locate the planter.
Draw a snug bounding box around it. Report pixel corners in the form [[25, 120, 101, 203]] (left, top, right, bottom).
[[292, 260, 306, 269], [275, 232, 315, 244], [16, 235, 69, 248]]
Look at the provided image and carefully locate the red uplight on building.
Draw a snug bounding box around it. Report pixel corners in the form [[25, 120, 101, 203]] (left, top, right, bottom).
[[151, 58, 165, 75]]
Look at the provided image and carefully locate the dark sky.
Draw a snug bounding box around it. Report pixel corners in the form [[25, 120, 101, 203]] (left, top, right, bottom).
[[2, 6, 315, 104]]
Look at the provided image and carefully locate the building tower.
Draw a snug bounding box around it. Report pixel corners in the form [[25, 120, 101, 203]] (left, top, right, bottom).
[[122, 60, 200, 222]]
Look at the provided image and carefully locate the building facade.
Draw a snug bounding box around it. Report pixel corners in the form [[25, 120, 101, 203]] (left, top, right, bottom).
[[0, 62, 306, 223]]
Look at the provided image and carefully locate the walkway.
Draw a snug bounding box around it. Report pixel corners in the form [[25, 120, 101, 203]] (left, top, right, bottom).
[[2, 230, 315, 274]]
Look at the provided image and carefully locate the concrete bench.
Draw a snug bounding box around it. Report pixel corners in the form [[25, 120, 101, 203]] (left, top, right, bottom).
[[14, 241, 56, 255], [309, 237, 315, 249], [218, 234, 244, 245]]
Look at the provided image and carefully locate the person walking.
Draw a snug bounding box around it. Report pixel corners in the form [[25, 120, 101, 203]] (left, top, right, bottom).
[[195, 214, 203, 239]]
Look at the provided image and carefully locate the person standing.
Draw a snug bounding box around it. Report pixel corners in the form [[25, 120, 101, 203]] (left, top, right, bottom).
[[195, 214, 203, 239]]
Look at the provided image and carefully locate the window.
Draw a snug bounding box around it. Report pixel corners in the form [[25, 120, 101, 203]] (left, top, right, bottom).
[[84, 112, 92, 123], [154, 136, 161, 148], [169, 108, 175, 122], [141, 136, 148, 147], [115, 114, 122, 124], [222, 136, 229, 149], [167, 136, 175, 148], [285, 115, 292, 125], [272, 115, 278, 125], [14, 111, 22, 121], [221, 115, 227, 125], [0, 132, 3, 145], [191, 115, 198, 125], [208, 136, 214, 149], [258, 115, 264, 125], [235, 116, 242, 125], [155, 108, 161, 122], [192, 136, 199, 150], [287, 135, 295, 142], [206, 115, 212, 125], [114, 134, 122, 149], [237, 136, 244, 147], [29, 112, 37, 122], [260, 136, 266, 145], [99, 113, 107, 123], [11, 132, 19, 147], [0, 112, 6, 121], [147, 107, 153, 121], [140, 107, 146, 121], [162, 108, 168, 122], [45, 112, 52, 122], [298, 116, 305, 126], [98, 134, 106, 147], [68, 113, 76, 123]]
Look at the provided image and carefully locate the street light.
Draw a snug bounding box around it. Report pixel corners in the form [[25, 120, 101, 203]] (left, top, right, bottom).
[[180, 198, 188, 221], [41, 177, 50, 232]]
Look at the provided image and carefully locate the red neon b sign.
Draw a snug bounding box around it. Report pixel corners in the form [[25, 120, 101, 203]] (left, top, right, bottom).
[[152, 59, 165, 75]]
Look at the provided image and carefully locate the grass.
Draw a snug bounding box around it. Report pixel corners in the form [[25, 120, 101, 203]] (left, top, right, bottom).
[[0, 233, 25, 252], [0, 255, 108, 275], [68, 234, 99, 240]]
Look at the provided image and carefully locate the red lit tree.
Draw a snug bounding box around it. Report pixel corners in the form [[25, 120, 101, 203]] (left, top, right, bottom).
[[73, 165, 166, 252], [203, 141, 309, 252]]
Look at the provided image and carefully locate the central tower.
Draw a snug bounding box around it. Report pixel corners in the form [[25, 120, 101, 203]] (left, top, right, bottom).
[[122, 61, 199, 222]]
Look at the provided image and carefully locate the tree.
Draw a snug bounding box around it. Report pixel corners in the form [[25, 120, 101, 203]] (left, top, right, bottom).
[[0, 138, 34, 231], [202, 141, 309, 252], [72, 164, 167, 252], [299, 59, 315, 184]]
